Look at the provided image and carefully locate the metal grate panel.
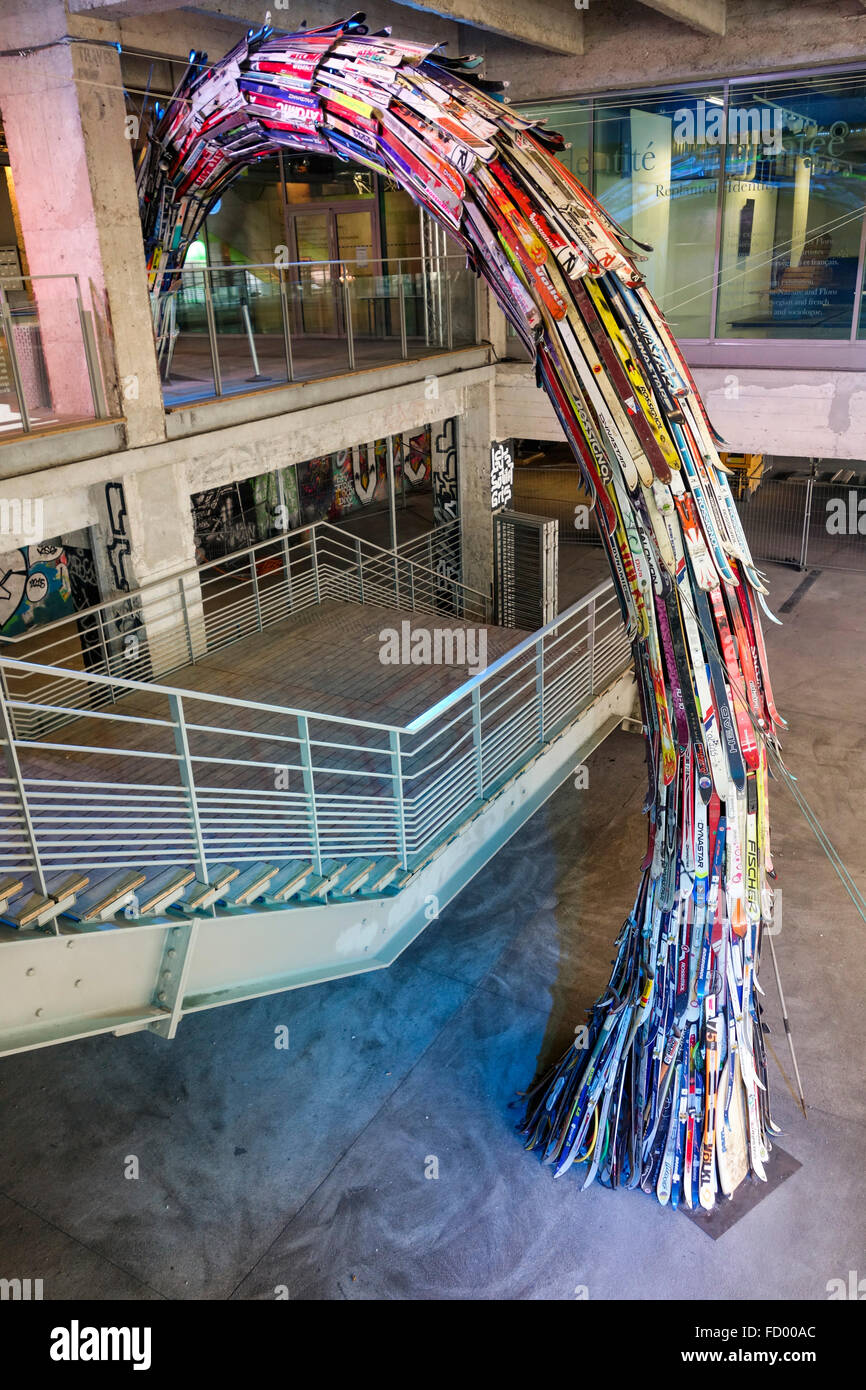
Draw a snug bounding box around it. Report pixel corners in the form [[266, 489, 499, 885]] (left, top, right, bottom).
[[494, 510, 558, 630]]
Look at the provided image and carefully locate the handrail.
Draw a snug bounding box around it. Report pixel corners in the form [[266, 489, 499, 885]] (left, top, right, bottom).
[[316, 521, 488, 604], [0, 576, 631, 888], [0, 517, 488, 646], [0, 579, 617, 738], [0, 654, 402, 736], [404, 580, 618, 733], [161, 255, 468, 276]]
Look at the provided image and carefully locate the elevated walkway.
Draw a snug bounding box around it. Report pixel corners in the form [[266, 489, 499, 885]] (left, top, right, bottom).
[[0, 544, 636, 1056]]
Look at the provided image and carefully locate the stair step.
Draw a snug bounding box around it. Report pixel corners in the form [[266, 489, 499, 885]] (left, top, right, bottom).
[[2, 892, 55, 930], [359, 858, 401, 895], [296, 861, 347, 901], [218, 861, 278, 906], [0, 876, 24, 912], [329, 858, 376, 898], [384, 867, 413, 893], [65, 869, 147, 923], [0, 872, 91, 931], [46, 871, 91, 918], [258, 861, 314, 904], [135, 866, 196, 916], [171, 864, 240, 914]]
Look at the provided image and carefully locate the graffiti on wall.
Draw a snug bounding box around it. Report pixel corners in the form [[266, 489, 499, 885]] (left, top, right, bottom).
[[402, 426, 432, 486], [432, 418, 458, 525], [189, 428, 435, 553], [103, 481, 145, 661], [105, 482, 133, 592], [66, 543, 103, 670], [430, 418, 460, 607], [191, 482, 256, 563], [0, 541, 75, 636]]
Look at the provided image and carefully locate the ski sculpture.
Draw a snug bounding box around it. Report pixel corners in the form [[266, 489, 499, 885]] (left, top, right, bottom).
[[137, 13, 784, 1209]]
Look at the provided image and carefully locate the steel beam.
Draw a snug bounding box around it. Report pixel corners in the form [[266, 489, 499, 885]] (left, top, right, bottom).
[[0, 671, 636, 1057]]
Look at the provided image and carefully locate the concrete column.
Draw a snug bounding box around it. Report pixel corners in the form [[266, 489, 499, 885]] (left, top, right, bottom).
[[457, 380, 495, 602], [88, 461, 204, 678], [0, 0, 165, 444]]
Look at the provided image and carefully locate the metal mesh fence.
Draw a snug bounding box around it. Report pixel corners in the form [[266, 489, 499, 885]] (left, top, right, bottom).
[[505, 457, 866, 574], [736, 478, 811, 568], [739, 475, 866, 572], [510, 464, 602, 547]]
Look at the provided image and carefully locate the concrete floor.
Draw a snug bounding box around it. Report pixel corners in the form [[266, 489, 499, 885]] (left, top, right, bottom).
[[0, 560, 863, 1299]]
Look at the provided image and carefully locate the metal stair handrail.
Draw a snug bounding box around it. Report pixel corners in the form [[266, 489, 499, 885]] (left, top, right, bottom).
[[0, 518, 489, 649], [0, 517, 491, 742], [403, 578, 618, 733], [0, 579, 614, 736], [0, 580, 632, 899]]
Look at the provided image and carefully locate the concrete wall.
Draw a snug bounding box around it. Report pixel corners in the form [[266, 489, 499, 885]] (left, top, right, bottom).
[[694, 367, 866, 460], [494, 360, 866, 464], [495, 364, 564, 445], [0, 357, 497, 562]]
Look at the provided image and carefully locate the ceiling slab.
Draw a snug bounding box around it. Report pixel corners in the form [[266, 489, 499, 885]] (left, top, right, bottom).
[[391, 0, 584, 55], [67, 0, 584, 54], [635, 0, 726, 37]]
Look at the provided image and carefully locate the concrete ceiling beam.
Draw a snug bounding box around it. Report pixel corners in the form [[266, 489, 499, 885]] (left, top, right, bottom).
[[390, 0, 584, 54], [67, 0, 183, 15], [635, 0, 726, 37]]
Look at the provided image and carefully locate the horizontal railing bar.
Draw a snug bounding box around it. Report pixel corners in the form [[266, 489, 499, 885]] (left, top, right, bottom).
[[403, 580, 616, 734], [4, 699, 176, 730], [182, 722, 302, 748], [167, 254, 467, 275], [0, 656, 403, 735], [401, 728, 475, 783], [10, 739, 181, 763], [401, 710, 474, 760], [477, 658, 538, 707], [21, 784, 187, 798]]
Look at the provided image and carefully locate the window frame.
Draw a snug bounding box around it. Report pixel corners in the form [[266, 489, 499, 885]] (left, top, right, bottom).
[[519, 61, 866, 364]]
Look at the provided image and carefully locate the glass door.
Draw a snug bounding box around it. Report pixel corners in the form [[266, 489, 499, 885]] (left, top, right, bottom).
[[336, 209, 379, 338], [292, 211, 339, 336], [289, 205, 379, 339]]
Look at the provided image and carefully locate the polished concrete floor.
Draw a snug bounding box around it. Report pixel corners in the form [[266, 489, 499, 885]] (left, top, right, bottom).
[[0, 561, 863, 1300]]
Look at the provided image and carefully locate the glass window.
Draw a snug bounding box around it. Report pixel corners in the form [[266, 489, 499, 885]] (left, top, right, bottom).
[[382, 187, 421, 263], [593, 89, 723, 338], [718, 76, 866, 340], [283, 154, 376, 203], [204, 158, 285, 266], [522, 100, 591, 184]]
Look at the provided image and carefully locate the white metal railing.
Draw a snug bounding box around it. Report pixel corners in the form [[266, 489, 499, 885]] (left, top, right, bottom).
[[395, 517, 461, 580], [0, 580, 631, 898], [0, 519, 490, 740]]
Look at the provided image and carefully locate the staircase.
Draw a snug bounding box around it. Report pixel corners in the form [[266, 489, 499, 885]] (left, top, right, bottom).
[[0, 577, 636, 1056], [0, 518, 490, 742]]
